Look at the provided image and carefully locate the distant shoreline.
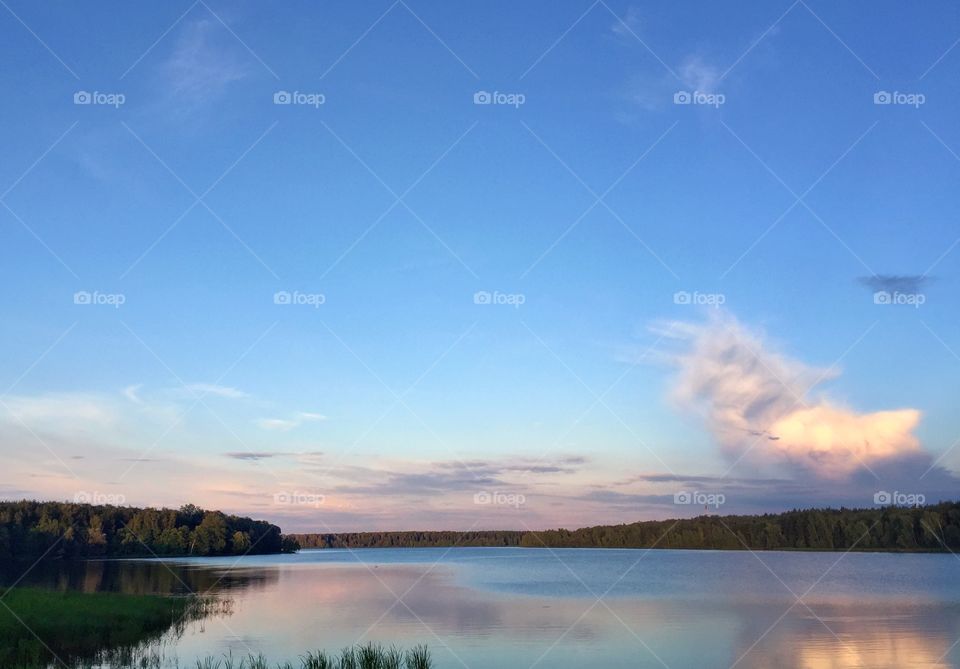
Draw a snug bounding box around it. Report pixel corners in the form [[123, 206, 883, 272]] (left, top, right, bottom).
[[290, 501, 960, 553]]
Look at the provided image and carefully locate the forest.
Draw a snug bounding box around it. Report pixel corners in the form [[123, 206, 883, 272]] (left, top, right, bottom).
[[293, 501, 960, 552], [0, 500, 300, 561], [294, 529, 526, 549]]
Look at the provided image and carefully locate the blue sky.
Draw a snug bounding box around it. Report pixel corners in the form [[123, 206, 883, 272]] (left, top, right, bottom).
[[1, 1, 959, 531]]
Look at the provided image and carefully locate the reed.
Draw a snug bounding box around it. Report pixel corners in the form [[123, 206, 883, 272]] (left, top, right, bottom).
[[186, 644, 432, 669]]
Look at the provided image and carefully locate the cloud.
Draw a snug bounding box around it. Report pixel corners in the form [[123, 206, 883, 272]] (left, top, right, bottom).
[[858, 274, 929, 295], [223, 450, 323, 461], [678, 55, 721, 93], [224, 451, 289, 461], [1, 393, 117, 429], [122, 384, 143, 404], [157, 18, 250, 115], [662, 313, 923, 478], [610, 6, 642, 39], [256, 412, 327, 431], [184, 383, 249, 399]]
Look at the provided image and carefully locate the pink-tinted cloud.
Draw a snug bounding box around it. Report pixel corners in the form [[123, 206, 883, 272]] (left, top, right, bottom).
[[662, 313, 923, 478]]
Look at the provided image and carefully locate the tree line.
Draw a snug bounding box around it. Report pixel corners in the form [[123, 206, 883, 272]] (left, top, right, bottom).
[[292, 502, 960, 552], [0, 500, 300, 562], [294, 530, 526, 549]]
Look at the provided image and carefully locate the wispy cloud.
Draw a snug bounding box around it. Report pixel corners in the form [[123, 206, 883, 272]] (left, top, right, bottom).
[[157, 17, 251, 115], [1, 393, 118, 428], [661, 313, 923, 478], [183, 383, 249, 399], [678, 55, 721, 93], [255, 412, 327, 431], [122, 384, 143, 404], [610, 6, 642, 40]]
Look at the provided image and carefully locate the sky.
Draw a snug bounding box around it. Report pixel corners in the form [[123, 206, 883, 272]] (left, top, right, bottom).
[[1, 0, 959, 532]]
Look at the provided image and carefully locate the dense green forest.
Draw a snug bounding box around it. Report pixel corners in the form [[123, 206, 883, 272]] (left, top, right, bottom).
[[294, 530, 526, 549], [293, 502, 960, 552], [0, 500, 299, 561]]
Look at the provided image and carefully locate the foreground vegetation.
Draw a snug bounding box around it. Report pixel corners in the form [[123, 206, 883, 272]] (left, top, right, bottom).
[[193, 644, 432, 669], [0, 501, 300, 561], [0, 587, 220, 668], [294, 501, 960, 551]]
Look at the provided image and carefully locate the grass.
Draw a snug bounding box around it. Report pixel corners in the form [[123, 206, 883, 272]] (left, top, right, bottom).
[[0, 588, 432, 669], [192, 645, 432, 669], [0, 587, 223, 669]]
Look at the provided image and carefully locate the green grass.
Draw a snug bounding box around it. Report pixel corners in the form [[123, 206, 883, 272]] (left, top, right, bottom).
[[0, 588, 433, 669], [192, 645, 432, 669], [0, 587, 217, 669]]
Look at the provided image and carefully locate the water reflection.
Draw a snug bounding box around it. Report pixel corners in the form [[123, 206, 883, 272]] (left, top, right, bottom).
[[0, 557, 278, 594], [6, 550, 959, 668]]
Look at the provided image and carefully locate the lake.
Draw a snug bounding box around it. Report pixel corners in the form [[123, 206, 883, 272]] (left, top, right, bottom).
[[12, 547, 960, 668]]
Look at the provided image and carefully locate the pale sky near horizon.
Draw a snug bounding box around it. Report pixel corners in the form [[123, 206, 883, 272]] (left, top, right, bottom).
[[1, 1, 959, 532]]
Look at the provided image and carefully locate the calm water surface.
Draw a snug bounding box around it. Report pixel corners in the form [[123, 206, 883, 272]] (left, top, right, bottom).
[[26, 548, 960, 668]]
